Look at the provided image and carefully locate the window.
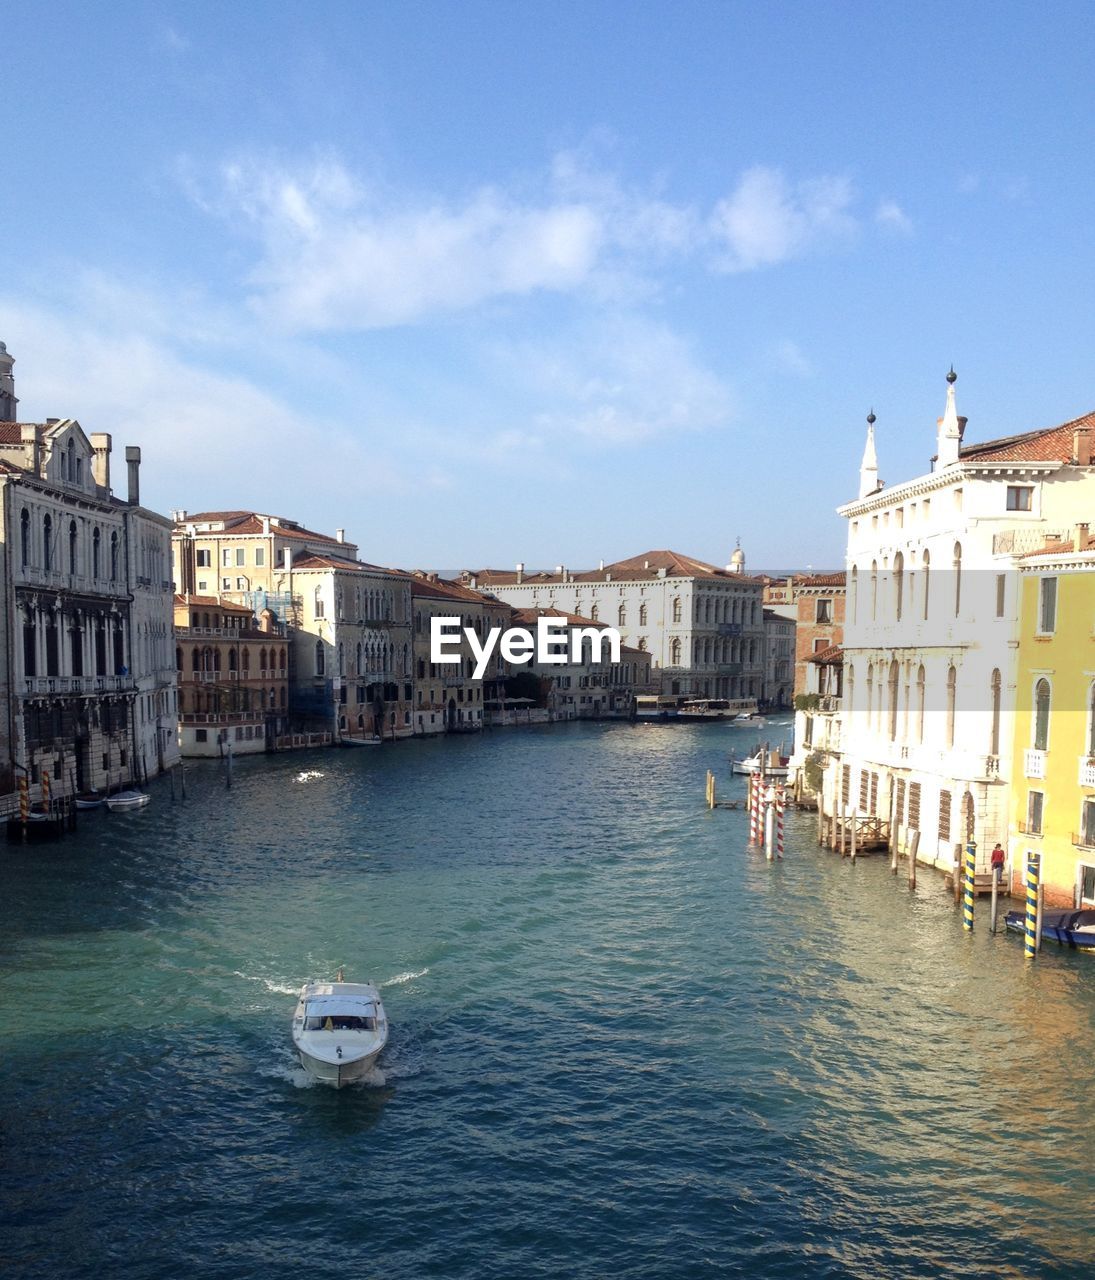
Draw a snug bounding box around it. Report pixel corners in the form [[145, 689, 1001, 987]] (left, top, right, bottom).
[[1007, 486, 1033, 511], [1027, 790, 1044, 836], [953, 543, 962, 617], [938, 790, 952, 843], [922, 550, 930, 620], [236, 548, 245, 566], [196, 549, 211, 567], [996, 574, 1006, 618], [1081, 862, 1095, 904], [812, 637, 829, 653], [618, 604, 626, 626], [672, 597, 682, 624], [893, 552, 904, 621], [916, 665, 926, 744], [222, 577, 232, 590], [236, 577, 247, 590], [195, 729, 208, 743], [1034, 678, 1051, 751], [92, 528, 101, 578], [870, 561, 878, 620], [815, 598, 832, 624], [110, 532, 118, 581], [315, 592, 325, 619], [1081, 800, 1095, 850], [991, 669, 1002, 757], [639, 603, 648, 626], [255, 547, 265, 567], [888, 660, 899, 741], [946, 666, 957, 748], [43, 514, 52, 570], [68, 521, 78, 574], [1038, 577, 1057, 634], [20, 508, 29, 569], [850, 567, 858, 624], [315, 641, 325, 676], [222, 549, 231, 567]]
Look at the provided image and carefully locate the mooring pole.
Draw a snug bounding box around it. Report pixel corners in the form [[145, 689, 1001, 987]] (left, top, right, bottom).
[[890, 787, 899, 874], [990, 862, 1000, 935], [1036, 882, 1045, 954], [1024, 851, 1039, 960], [849, 808, 857, 864], [962, 841, 976, 932], [764, 788, 775, 862], [908, 829, 919, 890]]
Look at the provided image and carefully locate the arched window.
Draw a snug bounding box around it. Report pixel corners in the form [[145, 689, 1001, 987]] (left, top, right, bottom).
[[280, 648, 287, 672], [176, 647, 183, 671], [20, 508, 29, 569], [916, 665, 926, 743], [66, 438, 75, 481], [850, 566, 858, 624], [228, 648, 238, 672], [991, 669, 1002, 757], [110, 531, 118, 581], [618, 603, 626, 626], [672, 597, 682, 624], [315, 641, 325, 677], [953, 542, 962, 617], [866, 663, 874, 730], [893, 552, 904, 621], [192, 648, 200, 672], [846, 663, 855, 719], [670, 637, 682, 665], [590, 603, 599, 622], [870, 561, 878, 620], [639, 602, 648, 626], [242, 647, 250, 674], [638, 637, 647, 652], [1034, 678, 1051, 751], [946, 665, 957, 748], [68, 520, 78, 574], [92, 528, 101, 578], [356, 642, 363, 676], [43, 514, 53, 570], [888, 659, 900, 740], [260, 647, 268, 673], [338, 642, 345, 675], [922, 550, 930, 620]]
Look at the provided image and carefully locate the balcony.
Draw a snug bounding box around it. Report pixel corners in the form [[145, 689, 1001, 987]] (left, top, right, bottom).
[[1072, 831, 1095, 849], [1079, 757, 1095, 788], [1024, 748, 1047, 780], [23, 674, 135, 696]]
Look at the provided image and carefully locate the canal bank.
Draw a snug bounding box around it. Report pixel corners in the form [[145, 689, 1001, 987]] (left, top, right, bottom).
[[3, 721, 1095, 1279]]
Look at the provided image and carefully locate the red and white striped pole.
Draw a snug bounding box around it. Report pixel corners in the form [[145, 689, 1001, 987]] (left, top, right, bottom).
[[748, 773, 759, 846]]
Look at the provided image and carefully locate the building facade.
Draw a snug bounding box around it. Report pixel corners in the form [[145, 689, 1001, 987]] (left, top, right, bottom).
[[175, 596, 289, 756], [472, 548, 765, 705], [1007, 536, 1095, 907], [0, 361, 177, 799], [830, 377, 1095, 872], [762, 610, 794, 709]]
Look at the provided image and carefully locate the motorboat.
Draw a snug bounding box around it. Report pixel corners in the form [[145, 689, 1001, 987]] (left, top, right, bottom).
[[1004, 908, 1095, 951], [679, 699, 739, 721], [75, 791, 105, 810], [731, 751, 790, 779], [292, 974, 389, 1087], [339, 735, 382, 747], [732, 712, 767, 726], [104, 790, 150, 812]]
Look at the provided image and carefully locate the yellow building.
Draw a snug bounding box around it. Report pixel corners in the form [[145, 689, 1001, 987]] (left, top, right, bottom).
[[1009, 532, 1095, 907]]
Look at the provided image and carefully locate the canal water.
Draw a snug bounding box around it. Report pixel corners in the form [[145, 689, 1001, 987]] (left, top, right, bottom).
[[3, 722, 1095, 1279]]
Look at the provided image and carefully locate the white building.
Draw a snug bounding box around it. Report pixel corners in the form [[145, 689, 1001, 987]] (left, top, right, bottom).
[[0, 341, 177, 797], [831, 372, 1095, 869], [472, 548, 765, 705]]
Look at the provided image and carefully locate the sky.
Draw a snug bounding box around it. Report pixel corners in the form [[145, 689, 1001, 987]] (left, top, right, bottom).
[[4, 2, 1095, 573]]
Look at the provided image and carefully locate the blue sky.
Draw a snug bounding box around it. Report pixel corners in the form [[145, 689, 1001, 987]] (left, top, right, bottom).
[[4, 2, 1095, 571]]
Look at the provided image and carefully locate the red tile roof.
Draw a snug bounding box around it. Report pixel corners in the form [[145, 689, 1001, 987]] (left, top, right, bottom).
[[960, 410, 1095, 464], [477, 549, 763, 586], [408, 573, 497, 604], [808, 644, 843, 665], [173, 593, 253, 612], [290, 553, 388, 572], [0, 422, 31, 443], [510, 606, 609, 629], [794, 571, 846, 587], [176, 510, 347, 544]]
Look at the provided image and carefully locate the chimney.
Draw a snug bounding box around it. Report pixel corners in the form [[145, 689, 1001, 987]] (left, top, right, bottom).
[[1073, 426, 1093, 465], [262, 515, 271, 536], [282, 547, 293, 569], [598, 559, 604, 570], [643, 560, 650, 569], [20, 423, 40, 475], [516, 562, 524, 583], [89, 432, 111, 492], [1074, 523, 1090, 552], [171, 509, 187, 523], [125, 445, 141, 505], [336, 528, 345, 543]]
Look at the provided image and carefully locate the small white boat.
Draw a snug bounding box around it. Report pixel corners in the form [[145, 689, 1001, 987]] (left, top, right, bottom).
[[731, 752, 790, 778], [339, 735, 382, 748], [104, 790, 151, 811], [732, 713, 767, 727], [75, 791, 105, 810], [292, 974, 388, 1088]]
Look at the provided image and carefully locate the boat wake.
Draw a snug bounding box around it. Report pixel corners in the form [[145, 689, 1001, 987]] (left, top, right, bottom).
[[295, 770, 325, 783], [381, 967, 429, 987], [232, 970, 299, 996]]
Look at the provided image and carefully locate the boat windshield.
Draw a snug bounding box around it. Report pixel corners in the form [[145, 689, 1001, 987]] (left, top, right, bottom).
[[303, 1013, 376, 1031]]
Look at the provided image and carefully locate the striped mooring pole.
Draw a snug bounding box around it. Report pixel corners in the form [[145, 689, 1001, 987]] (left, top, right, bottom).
[[962, 841, 976, 931], [776, 785, 785, 861], [748, 774, 760, 846], [41, 769, 51, 815], [1024, 851, 1040, 959], [18, 774, 28, 822]]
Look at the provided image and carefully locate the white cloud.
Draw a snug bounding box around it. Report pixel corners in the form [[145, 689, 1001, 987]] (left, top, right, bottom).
[[771, 339, 815, 378], [498, 315, 736, 447], [185, 153, 879, 331], [709, 167, 857, 272], [876, 199, 913, 235]]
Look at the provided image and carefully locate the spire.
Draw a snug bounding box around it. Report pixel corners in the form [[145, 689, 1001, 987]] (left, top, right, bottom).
[[0, 341, 17, 421], [936, 366, 961, 469], [858, 410, 879, 498]]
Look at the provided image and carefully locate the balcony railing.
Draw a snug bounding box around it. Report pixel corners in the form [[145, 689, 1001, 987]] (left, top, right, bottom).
[[1024, 749, 1047, 780], [1079, 757, 1095, 788], [23, 674, 135, 696], [1072, 831, 1095, 849]]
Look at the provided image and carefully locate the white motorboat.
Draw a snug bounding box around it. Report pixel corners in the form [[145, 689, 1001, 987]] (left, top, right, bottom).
[[292, 975, 389, 1088], [339, 735, 382, 748], [732, 712, 766, 726], [75, 791, 105, 810], [104, 790, 151, 811], [731, 751, 790, 779]]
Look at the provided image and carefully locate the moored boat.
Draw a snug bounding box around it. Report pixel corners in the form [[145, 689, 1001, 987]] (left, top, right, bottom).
[[292, 974, 389, 1087], [679, 699, 739, 721], [339, 735, 382, 747], [104, 790, 150, 811], [75, 791, 105, 809], [731, 751, 790, 778], [1004, 907, 1095, 950]]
